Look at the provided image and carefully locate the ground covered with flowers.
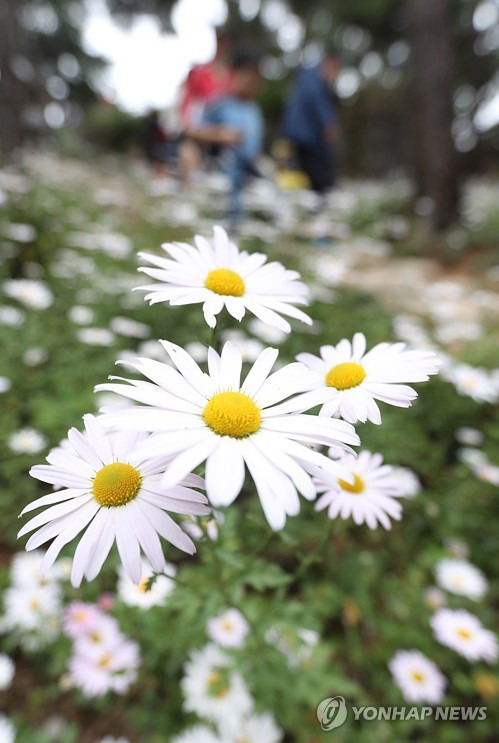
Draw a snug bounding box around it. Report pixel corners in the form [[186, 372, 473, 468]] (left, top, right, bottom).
[[1, 153, 499, 743]]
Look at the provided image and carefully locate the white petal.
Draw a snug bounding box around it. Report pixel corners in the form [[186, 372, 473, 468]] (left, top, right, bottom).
[[219, 342, 242, 390], [71, 507, 110, 587], [115, 510, 143, 584], [205, 438, 246, 506], [41, 502, 100, 573], [241, 347, 278, 397], [160, 435, 218, 489], [141, 501, 196, 554]]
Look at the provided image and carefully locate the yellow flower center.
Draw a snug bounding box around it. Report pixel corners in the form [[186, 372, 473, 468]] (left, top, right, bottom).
[[326, 362, 366, 390], [205, 268, 245, 297], [338, 473, 365, 493], [203, 391, 261, 438], [207, 670, 229, 698], [98, 654, 112, 669], [411, 670, 425, 683], [92, 462, 141, 507], [458, 628, 472, 640]]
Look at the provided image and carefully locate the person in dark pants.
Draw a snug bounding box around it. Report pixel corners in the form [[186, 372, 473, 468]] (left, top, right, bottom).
[[281, 50, 341, 194]]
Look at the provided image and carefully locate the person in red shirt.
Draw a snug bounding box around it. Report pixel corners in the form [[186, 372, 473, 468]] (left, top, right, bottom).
[[178, 30, 234, 184]]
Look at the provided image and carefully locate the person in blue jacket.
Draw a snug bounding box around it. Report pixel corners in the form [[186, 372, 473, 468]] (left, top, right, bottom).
[[187, 51, 263, 230], [282, 50, 341, 194]]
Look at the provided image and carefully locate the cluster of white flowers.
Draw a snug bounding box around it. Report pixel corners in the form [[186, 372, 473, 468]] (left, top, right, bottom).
[[390, 551, 497, 703], [1, 551, 64, 649], [178, 644, 282, 743], [18, 226, 438, 585], [64, 600, 140, 697]]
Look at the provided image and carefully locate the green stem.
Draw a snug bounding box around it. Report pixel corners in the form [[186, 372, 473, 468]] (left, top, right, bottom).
[[290, 518, 335, 584]]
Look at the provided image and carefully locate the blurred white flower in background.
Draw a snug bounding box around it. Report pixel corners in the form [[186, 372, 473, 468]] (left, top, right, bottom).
[[2, 223, 37, 242], [3, 279, 53, 310], [206, 608, 250, 649], [442, 362, 499, 403], [0, 377, 11, 393], [0, 655, 15, 690], [23, 347, 49, 366], [220, 711, 283, 743], [435, 559, 487, 600], [68, 305, 95, 325], [181, 645, 253, 726], [455, 427, 484, 446], [389, 650, 446, 704], [0, 715, 15, 743], [172, 727, 220, 743], [8, 428, 47, 454], [117, 560, 177, 609], [0, 306, 25, 326], [431, 609, 498, 662], [77, 327, 116, 346], [110, 316, 150, 338]]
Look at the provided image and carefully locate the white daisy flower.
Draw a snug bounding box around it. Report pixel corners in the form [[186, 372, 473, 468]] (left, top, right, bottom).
[[435, 559, 487, 600], [181, 644, 253, 726], [206, 608, 250, 648], [431, 609, 498, 662], [0, 654, 15, 690], [19, 415, 209, 586], [96, 341, 360, 530], [136, 226, 312, 332], [314, 450, 404, 529], [389, 650, 446, 704], [117, 559, 176, 609], [220, 711, 283, 743], [297, 333, 439, 424]]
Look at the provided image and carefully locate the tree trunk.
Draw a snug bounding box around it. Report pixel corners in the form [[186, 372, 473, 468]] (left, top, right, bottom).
[[408, 0, 458, 230], [0, 0, 30, 159]]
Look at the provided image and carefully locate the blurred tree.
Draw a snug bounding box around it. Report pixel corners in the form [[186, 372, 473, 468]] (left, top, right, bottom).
[[0, 0, 103, 159], [0, 0, 32, 156], [408, 0, 458, 230]]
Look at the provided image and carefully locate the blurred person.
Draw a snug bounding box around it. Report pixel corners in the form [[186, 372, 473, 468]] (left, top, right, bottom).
[[186, 51, 264, 231], [281, 49, 341, 196], [178, 29, 234, 185], [142, 109, 176, 177]]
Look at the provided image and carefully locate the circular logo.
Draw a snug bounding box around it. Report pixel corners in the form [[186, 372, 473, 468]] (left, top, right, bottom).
[[317, 696, 348, 731]]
